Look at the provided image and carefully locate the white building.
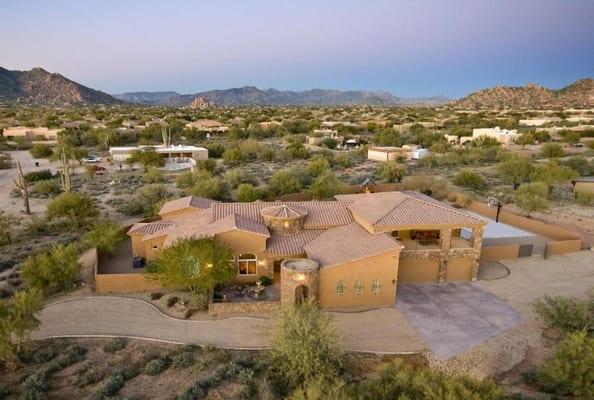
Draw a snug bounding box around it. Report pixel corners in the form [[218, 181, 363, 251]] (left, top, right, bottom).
[[367, 145, 429, 162], [470, 127, 520, 146], [109, 144, 208, 162], [519, 118, 560, 127]]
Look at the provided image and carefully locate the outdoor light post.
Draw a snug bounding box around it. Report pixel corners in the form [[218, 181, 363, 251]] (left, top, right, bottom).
[[487, 197, 502, 223]]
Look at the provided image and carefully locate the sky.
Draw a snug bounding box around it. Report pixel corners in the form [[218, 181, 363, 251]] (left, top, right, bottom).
[[1, 0, 593, 98]]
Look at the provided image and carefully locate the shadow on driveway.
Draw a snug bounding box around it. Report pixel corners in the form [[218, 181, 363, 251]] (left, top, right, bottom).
[[396, 282, 522, 359]]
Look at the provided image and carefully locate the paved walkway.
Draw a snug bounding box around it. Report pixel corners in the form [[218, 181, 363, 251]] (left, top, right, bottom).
[[32, 296, 425, 354]]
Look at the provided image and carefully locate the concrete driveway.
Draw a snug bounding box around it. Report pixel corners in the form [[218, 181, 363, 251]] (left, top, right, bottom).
[[32, 296, 425, 354], [396, 283, 522, 359]]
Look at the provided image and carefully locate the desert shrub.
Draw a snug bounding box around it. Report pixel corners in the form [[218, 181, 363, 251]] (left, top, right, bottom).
[[531, 331, 594, 398], [533, 293, 593, 335], [98, 372, 124, 397], [30, 143, 53, 159], [350, 359, 504, 400], [103, 337, 128, 353], [258, 276, 273, 286], [399, 175, 447, 199], [225, 168, 257, 189], [21, 243, 81, 294], [222, 147, 246, 166], [235, 183, 266, 202], [377, 161, 407, 183], [286, 377, 347, 400], [21, 367, 51, 398], [118, 184, 169, 217], [269, 169, 303, 196], [0, 382, 9, 398], [144, 356, 170, 375], [33, 346, 57, 363], [267, 301, 343, 392], [55, 343, 87, 368], [47, 191, 98, 227], [184, 309, 194, 319], [514, 182, 549, 214], [167, 296, 180, 308], [454, 170, 486, 190], [77, 362, 104, 387], [308, 170, 346, 200], [540, 143, 565, 158], [334, 153, 351, 168], [306, 156, 330, 177], [576, 191, 594, 206], [150, 292, 163, 300], [205, 143, 225, 158], [31, 179, 62, 197], [196, 159, 218, 174], [24, 169, 53, 182], [143, 167, 164, 183], [172, 352, 194, 369], [189, 175, 228, 200]]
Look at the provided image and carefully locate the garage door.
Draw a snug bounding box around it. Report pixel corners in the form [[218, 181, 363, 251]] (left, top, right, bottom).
[[446, 258, 473, 281], [398, 259, 439, 283]]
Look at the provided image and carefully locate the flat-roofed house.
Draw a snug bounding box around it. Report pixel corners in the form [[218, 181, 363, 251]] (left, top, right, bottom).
[[124, 191, 486, 308], [2, 126, 61, 140], [572, 178, 594, 195], [367, 146, 429, 161], [185, 119, 229, 136], [109, 144, 208, 162], [471, 127, 520, 146]]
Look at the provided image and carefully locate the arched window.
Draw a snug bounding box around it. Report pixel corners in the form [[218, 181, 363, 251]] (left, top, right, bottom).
[[336, 280, 346, 295], [354, 280, 364, 295], [371, 279, 380, 294], [238, 253, 257, 275]]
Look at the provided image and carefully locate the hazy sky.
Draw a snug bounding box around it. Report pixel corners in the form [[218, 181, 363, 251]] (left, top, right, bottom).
[[1, 0, 593, 98]]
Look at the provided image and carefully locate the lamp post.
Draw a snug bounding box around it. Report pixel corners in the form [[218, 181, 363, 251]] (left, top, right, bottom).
[[487, 197, 502, 223]]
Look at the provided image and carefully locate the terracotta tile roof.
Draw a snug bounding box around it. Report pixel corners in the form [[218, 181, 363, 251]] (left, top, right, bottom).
[[335, 192, 484, 228], [128, 221, 175, 236], [158, 196, 217, 215], [304, 223, 402, 268], [265, 229, 325, 256], [260, 204, 307, 219], [211, 201, 353, 228]]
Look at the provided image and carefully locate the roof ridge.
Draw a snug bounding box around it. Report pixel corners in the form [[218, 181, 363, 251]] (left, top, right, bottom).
[[401, 195, 483, 223]]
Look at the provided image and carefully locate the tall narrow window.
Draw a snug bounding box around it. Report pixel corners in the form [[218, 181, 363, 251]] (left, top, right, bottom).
[[371, 279, 380, 294], [238, 253, 257, 275], [336, 280, 346, 295], [354, 280, 364, 295]]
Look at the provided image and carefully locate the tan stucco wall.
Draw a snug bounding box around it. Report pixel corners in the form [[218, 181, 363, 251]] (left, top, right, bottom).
[[446, 258, 473, 281], [574, 182, 594, 195], [481, 245, 520, 262], [96, 273, 161, 293], [546, 239, 583, 256], [144, 236, 166, 261], [398, 259, 439, 282], [130, 235, 145, 258], [317, 251, 399, 308], [216, 230, 272, 283]]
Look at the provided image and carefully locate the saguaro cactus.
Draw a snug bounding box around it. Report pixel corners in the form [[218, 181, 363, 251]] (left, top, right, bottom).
[[14, 161, 30, 214], [59, 149, 71, 192]]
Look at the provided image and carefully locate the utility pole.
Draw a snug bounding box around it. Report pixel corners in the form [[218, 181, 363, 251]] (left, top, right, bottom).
[[14, 161, 30, 214]]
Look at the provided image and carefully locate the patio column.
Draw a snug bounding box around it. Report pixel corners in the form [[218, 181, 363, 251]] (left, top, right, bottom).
[[438, 228, 452, 283], [470, 225, 484, 281]]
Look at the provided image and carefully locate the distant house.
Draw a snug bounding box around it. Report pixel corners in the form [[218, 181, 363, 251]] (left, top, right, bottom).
[[2, 126, 61, 140], [470, 127, 520, 146], [185, 119, 229, 136], [519, 118, 561, 127], [393, 121, 438, 132], [367, 146, 429, 162], [109, 144, 208, 162], [306, 129, 344, 146]]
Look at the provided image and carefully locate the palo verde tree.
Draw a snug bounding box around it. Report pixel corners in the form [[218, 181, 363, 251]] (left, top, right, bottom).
[[146, 237, 234, 303], [21, 243, 81, 295], [84, 220, 125, 255], [46, 191, 98, 228]]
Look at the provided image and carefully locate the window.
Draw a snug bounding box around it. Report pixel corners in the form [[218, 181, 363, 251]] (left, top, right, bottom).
[[371, 279, 380, 294], [354, 280, 364, 295], [238, 253, 257, 275], [391, 231, 400, 239], [336, 280, 346, 295], [152, 244, 158, 249]]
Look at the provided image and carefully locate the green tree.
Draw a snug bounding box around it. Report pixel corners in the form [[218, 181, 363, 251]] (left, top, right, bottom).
[[46, 191, 98, 228], [514, 182, 549, 214], [269, 169, 303, 196], [377, 161, 407, 183], [127, 148, 164, 171], [534, 331, 593, 398], [498, 156, 534, 187], [146, 238, 234, 302], [306, 156, 331, 178], [30, 143, 53, 159], [188, 175, 228, 200], [454, 170, 486, 190], [21, 243, 81, 294], [268, 301, 343, 392], [308, 170, 345, 200], [84, 220, 125, 255], [236, 183, 266, 202], [540, 143, 565, 158], [531, 161, 579, 189]]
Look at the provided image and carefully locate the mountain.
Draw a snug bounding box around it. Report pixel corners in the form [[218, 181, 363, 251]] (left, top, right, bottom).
[[115, 86, 450, 106], [455, 79, 594, 109], [0, 67, 121, 106]]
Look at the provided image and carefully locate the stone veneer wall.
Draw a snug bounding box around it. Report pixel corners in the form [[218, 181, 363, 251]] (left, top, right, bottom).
[[280, 263, 320, 305], [263, 216, 305, 235], [208, 300, 280, 316]]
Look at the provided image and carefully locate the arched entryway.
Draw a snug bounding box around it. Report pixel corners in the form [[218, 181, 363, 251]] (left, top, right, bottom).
[[295, 285, 308, 304]]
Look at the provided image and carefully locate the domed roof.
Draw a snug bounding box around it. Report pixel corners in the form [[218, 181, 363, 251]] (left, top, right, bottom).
[[260, 204, 308, 220]]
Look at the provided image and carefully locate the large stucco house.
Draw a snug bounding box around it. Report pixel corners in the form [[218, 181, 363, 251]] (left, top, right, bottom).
[[128, 191, 486, 308]]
